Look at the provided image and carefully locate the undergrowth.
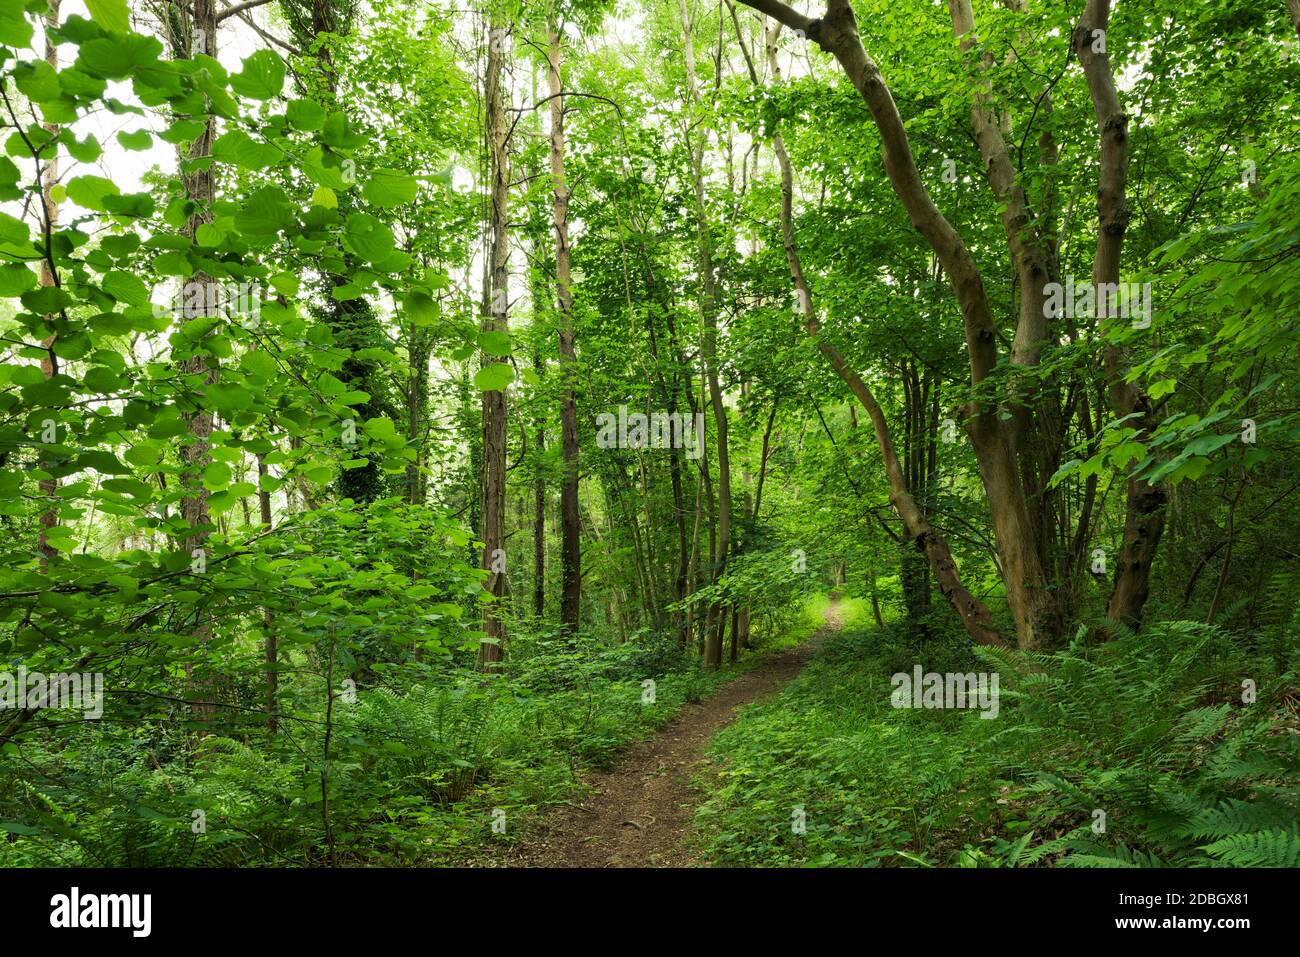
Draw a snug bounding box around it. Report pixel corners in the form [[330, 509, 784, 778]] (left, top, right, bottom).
[[0, 624, 753, 866], [694, 614, 1299, 867]]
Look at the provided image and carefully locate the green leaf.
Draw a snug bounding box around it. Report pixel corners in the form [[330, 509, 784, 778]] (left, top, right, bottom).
[[286, 98, 326, 131], [159, 119, 207, 146], [195, 222, 225, 247], [212, 130, 283, 171], [77, 450, 131, 475], [235, 186, 293, 237], [1147, 379, 1176, 400], [103, 191, 154, 218], [202, 462, 232, 490], [21, 286, 73, 314], [0, 821, 41, 836], [478, 330, 512, 356], [362, 169, 418, 208], [0, 264, 37, 296], [86, 0, 131, 34], [0, 211, 28, 245], [0, 5, 34, 48], [240, 350, 277, 379], [67, 174, 120, 212], [403, 291, 436, 325], [474, 362, 515, 392], [62, 132, 101, 163], [76, 34, 164, 81], [116, 129, 153, 151], [103, 270, 150, 306], [229, 50, 285, 100], [310, 185, 338, 209], [83, 364, 125, 393], [14, 61, 60, 102], [343, 213, 395, 263], [208, 383, 255, 413]]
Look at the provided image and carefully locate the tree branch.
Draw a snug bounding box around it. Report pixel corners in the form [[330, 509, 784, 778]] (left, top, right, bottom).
[[216, 0, 275, 24]]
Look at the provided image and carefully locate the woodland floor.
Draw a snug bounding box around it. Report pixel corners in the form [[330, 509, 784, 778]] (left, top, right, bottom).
[[485, 600, 841, 867]]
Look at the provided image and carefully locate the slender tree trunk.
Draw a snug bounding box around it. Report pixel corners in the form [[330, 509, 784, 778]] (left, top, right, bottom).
[[870, 574, 885, 628], [547, 15, 582, 633], [257, 454, 277, 732], [36, 1, 60, 571], [632, 246, 690, 637], [1076, 0, 1167, 631], [532, 347, 546, 619], [405, 326, 431, 506], [684, 422, 705, 646], [679, 0, 733, 667], [177, 0, 217, 563], [478, 17, 511, 668], [668, 405, 689, 636], [739, 398, 777, 650], [166, 0, 221, 724]]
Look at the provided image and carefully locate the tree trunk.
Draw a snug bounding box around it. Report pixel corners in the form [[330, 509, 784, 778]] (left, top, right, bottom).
[[750, 11, 1005, 647], [478, 17, 511, 669], [532, 348, 546, 619], [165, 0, 221, 725], [404, 323, 431, 506], [257, 453, 276, 732], [741, 0, 1049, 647], [679, 0, 733, 668], [1076, 0, 1167, 631], [36, 0, 60, 571], [547, 15, 582, 634]]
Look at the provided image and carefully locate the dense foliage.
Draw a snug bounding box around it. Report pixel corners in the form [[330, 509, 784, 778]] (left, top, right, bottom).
[[0, 0, 1296, 868]]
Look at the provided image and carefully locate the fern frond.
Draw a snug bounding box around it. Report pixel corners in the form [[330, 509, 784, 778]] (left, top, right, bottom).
[[1201, 828, 1300, 868]]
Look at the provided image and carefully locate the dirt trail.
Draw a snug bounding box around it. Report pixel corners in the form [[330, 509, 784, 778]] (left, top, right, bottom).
[[494, 601, 841, 868]]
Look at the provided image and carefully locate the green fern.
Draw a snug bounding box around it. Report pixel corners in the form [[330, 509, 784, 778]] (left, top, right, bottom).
[[1201, 828, 1300, 867]]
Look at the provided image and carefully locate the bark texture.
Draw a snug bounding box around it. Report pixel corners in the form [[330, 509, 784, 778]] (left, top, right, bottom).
[[547, 16, 582, 633], [1076, 0, 1167, 631], [478, 17, 511, 668]]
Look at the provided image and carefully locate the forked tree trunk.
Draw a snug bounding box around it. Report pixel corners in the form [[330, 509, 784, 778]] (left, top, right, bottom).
[[949, 0, 1073, 636], [741, 0, 1061, 648], [748, 12, 1005, 647]]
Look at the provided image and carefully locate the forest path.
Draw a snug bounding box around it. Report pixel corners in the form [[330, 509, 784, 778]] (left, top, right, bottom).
[[493, 598, 841, 867]]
